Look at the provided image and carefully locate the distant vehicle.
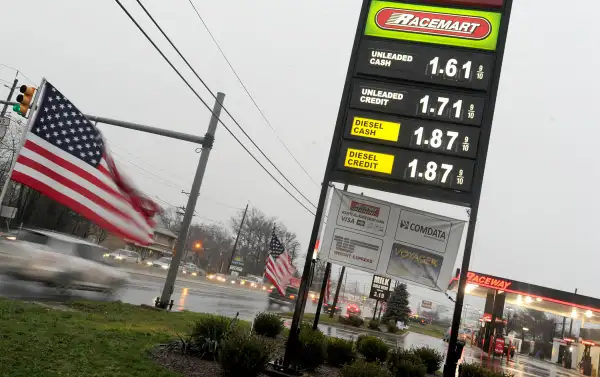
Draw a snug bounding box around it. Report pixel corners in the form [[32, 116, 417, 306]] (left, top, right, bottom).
[[346, 303, 362, 316], [210, 273, 227, 282], [323, 302, 342, 315], [0, 228, 128, 295], [240, 276, 262, 287], [443, 327, 470, 342], [152, 257, 172, 270], [268, 285, 298, 310], [105, 249, 140, 263], [181, 263, 204, 276]]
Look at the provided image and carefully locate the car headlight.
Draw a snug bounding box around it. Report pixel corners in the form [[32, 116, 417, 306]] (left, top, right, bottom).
[[115, 256, 123, 260], [6, 236, 16, 241], [240, 281, 245, 285], [230, 280, 235, 284], [161, 265, 168, 269], [182, 270, 187, 274], [103, 253, 110, 258], [192, 272, 197, 276], [146, 261, 153, 266]]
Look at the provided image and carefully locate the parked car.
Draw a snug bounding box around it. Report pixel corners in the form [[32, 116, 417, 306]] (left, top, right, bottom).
[[0, 228, 128, 295], [268, 285, 298, 310], [106, 249, 140, 263], [152, 257, 172, 270]]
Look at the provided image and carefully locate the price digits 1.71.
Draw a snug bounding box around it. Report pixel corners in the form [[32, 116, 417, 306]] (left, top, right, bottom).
[[429, 57, 474, 79], [407, 159, 465, 186], [419, 95, 464, 119]]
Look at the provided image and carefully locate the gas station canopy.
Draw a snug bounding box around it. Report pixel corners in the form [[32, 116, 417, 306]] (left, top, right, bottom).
[[448, 271, 600, 325]]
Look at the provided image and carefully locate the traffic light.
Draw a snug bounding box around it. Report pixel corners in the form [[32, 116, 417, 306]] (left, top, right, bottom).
[[12, 85, 36, 118]]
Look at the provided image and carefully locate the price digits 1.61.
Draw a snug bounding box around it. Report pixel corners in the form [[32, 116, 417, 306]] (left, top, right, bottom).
[[413, 127, 471, 153], [428, 57, 483, 80], [407, 159, 466, 186]]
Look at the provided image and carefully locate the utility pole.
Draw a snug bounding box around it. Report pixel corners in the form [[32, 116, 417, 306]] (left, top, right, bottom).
[[158, 92, 225, 308], [330, 266, 346, 318], [1, 79, 18, 117], [225, 203, 248, 274]]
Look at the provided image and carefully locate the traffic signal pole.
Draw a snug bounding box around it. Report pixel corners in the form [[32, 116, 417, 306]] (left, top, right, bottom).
[[158, 92, 225, 308], [1, 79, 18, 117]]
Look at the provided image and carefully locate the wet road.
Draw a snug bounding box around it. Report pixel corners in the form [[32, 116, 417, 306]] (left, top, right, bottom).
[[0, 271, 585, 377]]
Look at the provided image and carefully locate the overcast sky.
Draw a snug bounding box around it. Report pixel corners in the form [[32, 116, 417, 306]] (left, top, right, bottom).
[[2, 0, 599, 310]]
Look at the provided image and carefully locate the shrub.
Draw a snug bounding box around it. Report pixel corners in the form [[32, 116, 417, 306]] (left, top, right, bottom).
[[460, 363, 514, 377], [387, 321, 399, 333], [412, 347, 443, 374], [340, 315, 365, 327], [340, 359, 392, 377], [218, 331, 275, 377], [190, 314, 240, 359], [298, 326, 327, 370], [327, 338, 356, 367], [387, 349, 426, 377], [368, 320, 381, 331], [357, 335, 389, 362], [252, 312, 284, 338]]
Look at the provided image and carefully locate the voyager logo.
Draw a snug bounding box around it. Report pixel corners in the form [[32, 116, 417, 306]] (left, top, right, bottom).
[[375, 8, 492, 40], [350, 200, 380, 217], [400, 220, 446, 241]]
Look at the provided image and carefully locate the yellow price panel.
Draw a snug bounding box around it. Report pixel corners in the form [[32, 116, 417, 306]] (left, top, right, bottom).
[[344, 148, 395, 174], [350, 116, 400, 142]]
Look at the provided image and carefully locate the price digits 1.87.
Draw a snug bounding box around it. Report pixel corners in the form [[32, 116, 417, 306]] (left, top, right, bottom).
[[407, 159, 465, 186], [429, 57, 473, 79]]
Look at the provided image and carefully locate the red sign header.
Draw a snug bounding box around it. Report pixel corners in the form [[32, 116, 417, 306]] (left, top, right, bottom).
[[467, 272, 512, 290]]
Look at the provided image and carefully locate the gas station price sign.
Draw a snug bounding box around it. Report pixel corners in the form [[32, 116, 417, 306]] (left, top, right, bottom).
[[338, 141, 475, 191], [355, 39, 495, 91], [350, 79, 486, 125], [324, 0, 512, 206], [345, 110, 480, 158]]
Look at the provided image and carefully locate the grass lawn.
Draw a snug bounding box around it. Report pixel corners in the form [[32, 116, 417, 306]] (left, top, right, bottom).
[[0, 299, 247, 377], [405, 323, 447, 339]]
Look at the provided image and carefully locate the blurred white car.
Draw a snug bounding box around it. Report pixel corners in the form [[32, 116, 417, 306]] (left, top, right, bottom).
[[152, 257, 172, 270], [0, 228, 128, 295], [106, 249, 140, 263]]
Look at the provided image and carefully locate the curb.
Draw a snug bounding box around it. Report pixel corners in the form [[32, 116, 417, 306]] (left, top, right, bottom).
[[279, 315, 409, 340]]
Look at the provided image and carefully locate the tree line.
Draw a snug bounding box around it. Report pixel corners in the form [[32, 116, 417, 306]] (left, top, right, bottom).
[[162, 206, 302, 276]]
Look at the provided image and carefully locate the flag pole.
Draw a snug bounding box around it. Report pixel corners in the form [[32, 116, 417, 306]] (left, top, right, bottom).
[[0, 78, 47, 209]]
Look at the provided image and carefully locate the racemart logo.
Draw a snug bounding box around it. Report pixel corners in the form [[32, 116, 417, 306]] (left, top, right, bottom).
[[350, 201, 380, 217], [375, 8, 492, 40]]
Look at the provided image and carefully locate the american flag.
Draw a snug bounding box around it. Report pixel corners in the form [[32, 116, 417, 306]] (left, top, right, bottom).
[[265, 232, 295, 296], [10, 81, 160, 245]]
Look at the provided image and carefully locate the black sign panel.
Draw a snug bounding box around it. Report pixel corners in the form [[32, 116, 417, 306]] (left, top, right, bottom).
[[369, 274, 392, 301], [320, 0, 513, 207], [337, 140, 475, 191], [356, 39, 496, 91], [350, 79, 486, 126], [344, 110, 480, 159]]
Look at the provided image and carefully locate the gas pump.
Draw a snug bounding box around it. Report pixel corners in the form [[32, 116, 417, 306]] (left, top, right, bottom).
[[562, 338, 574, 369], [579, 340, 595, 376]]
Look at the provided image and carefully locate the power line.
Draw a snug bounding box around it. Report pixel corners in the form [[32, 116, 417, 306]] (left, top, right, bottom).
[[113, 0, 316, 217], [185, 0, 320, 188], [132, 0, 318, 209]]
